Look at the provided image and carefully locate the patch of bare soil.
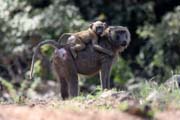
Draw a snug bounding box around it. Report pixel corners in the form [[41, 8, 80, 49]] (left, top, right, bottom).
[[0, 105, 141, 120], [0, 90, 180, 120], [156, 110, 180, 120]]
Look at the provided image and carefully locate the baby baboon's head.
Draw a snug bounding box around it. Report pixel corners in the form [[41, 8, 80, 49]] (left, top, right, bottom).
[[90, 21, 107, 36]]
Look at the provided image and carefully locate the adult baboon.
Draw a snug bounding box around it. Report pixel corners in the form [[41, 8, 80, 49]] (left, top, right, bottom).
[[52, 26, 131, 99], [30, 26, 131, 99]]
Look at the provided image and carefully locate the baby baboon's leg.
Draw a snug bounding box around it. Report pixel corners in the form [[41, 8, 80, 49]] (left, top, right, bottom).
[[70, 43, 86, 58], [71, 43, 86, 51], [68, 36, 86, 58]]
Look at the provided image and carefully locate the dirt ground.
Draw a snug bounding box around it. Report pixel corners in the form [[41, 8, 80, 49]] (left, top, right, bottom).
[[0, 90, 180, 120], [0, 105, 180, 120], [0, 105, 141, 120]]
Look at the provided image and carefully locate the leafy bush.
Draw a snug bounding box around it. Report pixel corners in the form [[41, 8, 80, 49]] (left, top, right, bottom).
[[137, 6, 180, 82], [0, 0, 86, 53]]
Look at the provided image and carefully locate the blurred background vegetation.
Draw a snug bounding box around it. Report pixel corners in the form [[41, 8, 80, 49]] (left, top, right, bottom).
[[0, 0, 180, 98]]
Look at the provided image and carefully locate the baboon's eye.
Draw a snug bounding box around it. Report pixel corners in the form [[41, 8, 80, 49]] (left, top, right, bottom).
[[97, 26, 103, 30], [125, 33, 128, 39], [121, 32, 128, 39], [119, 31, 126, 34], [118, 31, 127, 39], [116, 35, 120, 39]]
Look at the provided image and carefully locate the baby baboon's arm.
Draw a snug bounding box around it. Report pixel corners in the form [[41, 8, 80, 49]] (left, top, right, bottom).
[[92, 39, 114, 56]]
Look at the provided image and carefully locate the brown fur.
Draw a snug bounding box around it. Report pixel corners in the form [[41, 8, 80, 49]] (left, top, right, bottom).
[[29, 26, 131, 100], [52, 26, 131, 99], [58, 21, 113, 58]]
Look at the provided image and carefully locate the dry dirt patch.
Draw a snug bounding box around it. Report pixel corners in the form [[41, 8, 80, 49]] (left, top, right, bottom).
[[0, 105, 141, 120], [156, 110, 180, 120]]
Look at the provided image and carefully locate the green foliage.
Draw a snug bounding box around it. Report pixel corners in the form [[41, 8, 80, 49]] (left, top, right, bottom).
[[132, 80, 180, 110], [0, 0, 86, 54], [137, 6, 180, 81], [0, 77, 27, 104], [0, 76, 42, 104], [112, 57, 134, 84], [0, 0, 87, 86], [0, 77, 16, 100]]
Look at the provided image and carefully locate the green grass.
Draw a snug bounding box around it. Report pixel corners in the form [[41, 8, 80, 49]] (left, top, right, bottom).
[[1, 76, 180, 113], [131, 80, 180, 110]]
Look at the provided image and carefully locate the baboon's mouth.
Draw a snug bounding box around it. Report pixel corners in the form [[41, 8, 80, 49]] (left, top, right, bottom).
[[119, 41, 127, 47]]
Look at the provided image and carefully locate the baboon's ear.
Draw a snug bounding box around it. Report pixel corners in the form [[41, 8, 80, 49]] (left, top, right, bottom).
[[90, 23, 93, 29], [108, 27, 112, 34], [103, 22, 108, 28]]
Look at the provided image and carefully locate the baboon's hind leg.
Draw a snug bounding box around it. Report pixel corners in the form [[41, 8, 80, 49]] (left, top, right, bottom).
[[67, 73, 78, 98], [52, 47, 79, 99], [59, 78, 69, 100]]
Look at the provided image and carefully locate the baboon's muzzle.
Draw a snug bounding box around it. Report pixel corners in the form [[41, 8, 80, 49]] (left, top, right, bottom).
[[120, 41, 127, 47]]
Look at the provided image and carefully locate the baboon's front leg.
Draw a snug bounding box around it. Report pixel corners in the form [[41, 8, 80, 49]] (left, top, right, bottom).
[[100, 60, 113, 89]]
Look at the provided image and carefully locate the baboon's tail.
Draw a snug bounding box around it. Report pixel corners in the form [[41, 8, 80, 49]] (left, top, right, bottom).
[[58, 33, 72, 45], [29, 40, 60, 80]]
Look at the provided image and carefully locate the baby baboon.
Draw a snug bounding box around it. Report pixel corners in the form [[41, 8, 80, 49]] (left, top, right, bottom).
[[58, 21, 114, 58]]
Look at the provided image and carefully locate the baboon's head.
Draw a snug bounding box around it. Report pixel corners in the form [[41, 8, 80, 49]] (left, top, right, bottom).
[[107, 26, 131, 51], [90, 21, 107, 36]]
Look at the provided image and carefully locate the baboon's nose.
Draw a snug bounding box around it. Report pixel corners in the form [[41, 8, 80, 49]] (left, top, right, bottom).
[[120, 41, 127, 46]]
